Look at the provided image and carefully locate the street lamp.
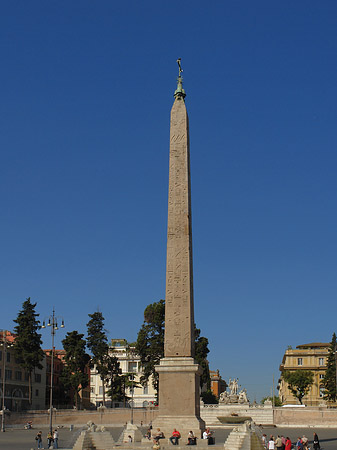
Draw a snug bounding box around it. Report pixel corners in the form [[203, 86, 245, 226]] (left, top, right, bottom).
[[0, 330, 13, 433], [42, 308, 65, 434]]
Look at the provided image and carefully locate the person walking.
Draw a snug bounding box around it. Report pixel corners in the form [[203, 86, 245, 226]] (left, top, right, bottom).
[[53, 429, 59, 449], [313, 432, 320, 450], [47, 430, 53, 448], [275, 435, 283, 450], [268, 436, 275, 450], [35, 430, 43, 449], [285, 437, 292, 450]]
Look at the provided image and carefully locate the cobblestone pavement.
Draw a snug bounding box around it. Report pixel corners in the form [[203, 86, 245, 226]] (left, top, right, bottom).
[[0, 426, 336, 450]]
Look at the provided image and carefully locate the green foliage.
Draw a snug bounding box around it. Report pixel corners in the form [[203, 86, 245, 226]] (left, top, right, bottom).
[[135, 299, 165, 394], [61, 331, 90, 408], [282, 370, 314, 404], [323, 332, 337, 401], [261, 396, 282, 406], [135, 299, 211, 397], [13, 297, 44, 404], [201, 390, 218, 404], [86, 311, 110, 406], [195, 327, 210, 389]]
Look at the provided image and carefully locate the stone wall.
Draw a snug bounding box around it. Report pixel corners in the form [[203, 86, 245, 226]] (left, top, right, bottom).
[[200, 404, 274, 426], [7, 408, 159, 426], [274, 406, 337, 426]]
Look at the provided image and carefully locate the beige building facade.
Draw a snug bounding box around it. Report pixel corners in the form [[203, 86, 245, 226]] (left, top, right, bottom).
[[279, 342, 329, 406], [90, 339, 156, 408]]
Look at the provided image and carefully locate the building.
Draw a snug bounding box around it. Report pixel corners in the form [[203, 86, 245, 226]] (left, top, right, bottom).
[[279, 342, 330, 406], [210, 369, 227, 399], [90, 339, 156, 408], [0, 330, 46, 411]]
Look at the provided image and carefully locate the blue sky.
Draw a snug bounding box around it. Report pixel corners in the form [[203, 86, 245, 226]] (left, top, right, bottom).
[[1, 1, 337, 401]]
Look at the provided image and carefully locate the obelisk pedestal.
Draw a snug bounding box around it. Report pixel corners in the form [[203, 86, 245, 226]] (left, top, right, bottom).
[[152, 62, 205, 439]]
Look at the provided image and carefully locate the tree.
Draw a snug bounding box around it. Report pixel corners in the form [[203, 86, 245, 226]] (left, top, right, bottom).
[[87, 311, 110, 406], [282, 370, 314, 404], [13, 298, 44, 405], [195, 327, 210, 389], [61, 331, 90, 409], [135, 299, 165, 394], [322, 332, 337, 401], [135, 299, 211, 397]]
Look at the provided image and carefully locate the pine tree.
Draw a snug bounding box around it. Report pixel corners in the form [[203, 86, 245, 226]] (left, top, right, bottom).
[[135, 299, 165, 394], [323, 332, 337, 401], [86, 311, 109, 406], [13, 298, 44, 405], [61, 331, 90, 409]]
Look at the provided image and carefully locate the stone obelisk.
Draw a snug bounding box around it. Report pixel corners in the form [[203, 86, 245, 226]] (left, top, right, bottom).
[[153, 60, 205, 437]]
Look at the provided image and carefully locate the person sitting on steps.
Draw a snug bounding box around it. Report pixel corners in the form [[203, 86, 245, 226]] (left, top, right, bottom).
[[169, 428, 181, 445]]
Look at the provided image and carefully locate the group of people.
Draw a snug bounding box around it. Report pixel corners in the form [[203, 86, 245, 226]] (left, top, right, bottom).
[[35, 429, 59, 449], [151, 427, 214, 447], [262, 433, 320, 450]]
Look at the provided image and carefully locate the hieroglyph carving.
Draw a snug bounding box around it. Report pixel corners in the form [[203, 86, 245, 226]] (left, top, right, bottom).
[[164, 98, 194, 358]]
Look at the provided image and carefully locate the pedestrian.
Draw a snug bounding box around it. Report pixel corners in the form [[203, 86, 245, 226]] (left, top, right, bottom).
[[262, 434, 267, 449], [281, 435, 286, 450], [35, 430, 43, 449], [313, 432, 320, 450], [268, 436, 275, 450], [275, 435, 283, 450], [285, 437, 292, 450], [47, 430, 53, 448], [53, 429, 59, 449], [296, 437, 303, 450]]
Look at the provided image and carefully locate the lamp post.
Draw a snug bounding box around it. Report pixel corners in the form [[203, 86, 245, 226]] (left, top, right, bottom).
[[0, 330, 12, 433], [42, 308, 65, 434]]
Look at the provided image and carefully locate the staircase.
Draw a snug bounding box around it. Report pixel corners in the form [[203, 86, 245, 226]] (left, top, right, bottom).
[[71, 429, 115, 450]]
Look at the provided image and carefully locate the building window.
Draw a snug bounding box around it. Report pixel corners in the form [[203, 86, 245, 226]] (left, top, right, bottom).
[[15, 371, 22, 381], [128, 362, 137, 373], [90, 387, 94, 394], [7, 352, 10, 363], [5, 369, 12, 380], [99, 386, 103, 395], [319, 358, 324, 366], [35, 374, 41, 383], [319, 387, 324, 398], [319, 374, 324, 379], [297, 358, 303, 366], [143, 385, 149, 395], [35, 389, 39, 397]]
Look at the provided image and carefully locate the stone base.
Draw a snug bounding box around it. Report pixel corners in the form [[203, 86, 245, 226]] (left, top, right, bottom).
[[153, 357, 205, 439], [122, 422, 143, 443]]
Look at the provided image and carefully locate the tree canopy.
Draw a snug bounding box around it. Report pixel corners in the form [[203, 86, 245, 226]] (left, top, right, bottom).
[[61, 330, 90, 408], [323, 332, 337, 401], [135, 299, 210, 396], [282, 370, 314, 404], [87, 311, 109, 406], [13, 297, 44, 404]]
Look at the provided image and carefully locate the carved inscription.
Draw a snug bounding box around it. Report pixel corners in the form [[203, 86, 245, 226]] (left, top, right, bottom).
[[164, 98, 194, 357]]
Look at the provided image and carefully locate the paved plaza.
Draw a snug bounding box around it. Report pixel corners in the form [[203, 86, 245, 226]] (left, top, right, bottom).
[[0, 426, 336, 450]]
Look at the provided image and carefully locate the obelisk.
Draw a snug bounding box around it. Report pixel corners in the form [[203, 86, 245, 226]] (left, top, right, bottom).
[[153, 60, 205, 437]]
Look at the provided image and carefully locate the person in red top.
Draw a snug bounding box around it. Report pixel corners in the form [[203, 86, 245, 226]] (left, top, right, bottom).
[[169, 429, 181, 445], [285, 437, 292, 450]]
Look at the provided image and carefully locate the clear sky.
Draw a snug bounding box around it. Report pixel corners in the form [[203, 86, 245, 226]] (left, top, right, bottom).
[[1, 1, 337, 401]]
